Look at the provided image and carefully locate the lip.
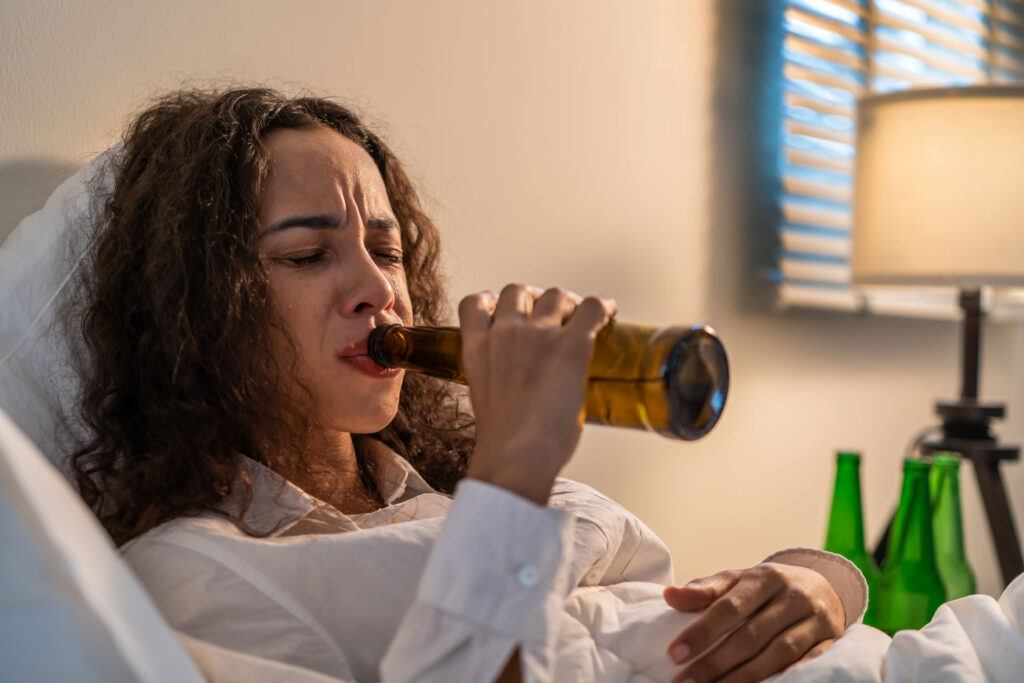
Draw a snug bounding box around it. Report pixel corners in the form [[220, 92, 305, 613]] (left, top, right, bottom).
[[338, 353, 403, 379], [338, 338, 370, 357]]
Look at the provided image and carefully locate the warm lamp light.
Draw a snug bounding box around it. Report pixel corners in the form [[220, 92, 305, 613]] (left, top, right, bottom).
[[854, 87, 1024, 288], [853, 86, 1024, 586]]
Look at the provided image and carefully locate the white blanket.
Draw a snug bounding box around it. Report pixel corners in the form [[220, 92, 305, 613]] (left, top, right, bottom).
[[777, 574, 1024, 682]]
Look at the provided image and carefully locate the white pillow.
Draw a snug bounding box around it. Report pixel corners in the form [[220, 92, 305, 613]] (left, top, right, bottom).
[[0, 150, 115, 472], [0, 406, 203, 682]]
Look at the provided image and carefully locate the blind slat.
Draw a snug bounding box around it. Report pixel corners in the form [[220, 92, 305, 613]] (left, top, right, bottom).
[[785, 34, 866, 69], [993, 26, 1024, 52], [995, 6, 1024, 28], [874, 13, 988, 59], [785, 147, 856, 173], [785, 91, 856, 116], [781, 200, 852, 229], [786, 119, 856, 145], [787, 7, 867, 44], [783, 174, 854, 203], [887, 0, 987, 34], [784, 62, 864, 92], [962, 0, 994, 12], [995, 51, 1024, 75], [780, 228, 852, 256], [780, 258, 852, 283], [831, 0, 869, 17], [875, 35, 987, 79], [873, 63, 956, 86]]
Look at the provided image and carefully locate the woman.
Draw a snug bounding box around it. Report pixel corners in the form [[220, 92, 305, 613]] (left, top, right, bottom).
[[70, 88, 858, 682]]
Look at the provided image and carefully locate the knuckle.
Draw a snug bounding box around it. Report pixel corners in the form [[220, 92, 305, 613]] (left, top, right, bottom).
[[734, 622, 761, 651], [757, 562, 786, 585], [787, 585, 812, 609], [544, 286, 571, 299], [807, 597, 829, 621], [500, 282, 528, 297], [720, 595, 744, 618], [777, 635, 805, 660], [458, 291, 491, 311]]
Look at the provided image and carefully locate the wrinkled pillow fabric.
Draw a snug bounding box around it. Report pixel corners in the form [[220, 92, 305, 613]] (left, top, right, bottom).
[[0, 150, 116, 473], [0, 406, 203, 682]]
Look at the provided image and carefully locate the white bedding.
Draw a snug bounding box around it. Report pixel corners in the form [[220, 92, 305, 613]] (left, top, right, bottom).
[[776, 575, 1024, 682]]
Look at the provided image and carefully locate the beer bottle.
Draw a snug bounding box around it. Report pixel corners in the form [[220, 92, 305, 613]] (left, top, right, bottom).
[[824, 451, 879, 625], [930, 453, 976, 600], [874, 458, 946, 634], [367, 322, 729, 440]]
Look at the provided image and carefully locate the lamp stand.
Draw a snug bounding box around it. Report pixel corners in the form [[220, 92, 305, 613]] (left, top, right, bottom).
[[873, 289, 1024, 587]]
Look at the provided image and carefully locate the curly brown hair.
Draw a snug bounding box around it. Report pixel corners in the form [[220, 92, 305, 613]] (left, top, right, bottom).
[[70, 88, 473, 545]]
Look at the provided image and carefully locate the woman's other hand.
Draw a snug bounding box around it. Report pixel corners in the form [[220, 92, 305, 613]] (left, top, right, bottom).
[[663, 563, 844, 683], [460, 284, 616, 505]]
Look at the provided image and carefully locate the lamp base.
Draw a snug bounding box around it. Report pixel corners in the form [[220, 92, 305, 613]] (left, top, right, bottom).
[[873, 398, 1023, 587], [935, 400, 1005, 440]]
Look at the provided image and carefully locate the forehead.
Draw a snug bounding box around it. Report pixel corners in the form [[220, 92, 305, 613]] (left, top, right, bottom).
[[260, 125, 391, 215]]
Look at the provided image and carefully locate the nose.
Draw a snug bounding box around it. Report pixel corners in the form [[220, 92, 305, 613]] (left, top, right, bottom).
[[336, 248, 396, 318]]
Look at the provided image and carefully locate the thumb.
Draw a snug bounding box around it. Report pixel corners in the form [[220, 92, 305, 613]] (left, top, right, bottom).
[[663, 569, 741, 612]]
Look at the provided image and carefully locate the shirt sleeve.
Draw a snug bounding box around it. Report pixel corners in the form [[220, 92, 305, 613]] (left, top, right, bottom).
[[380, 479, 577, 683], [549, 478, 675, 588], [763, 547, 869, 629]]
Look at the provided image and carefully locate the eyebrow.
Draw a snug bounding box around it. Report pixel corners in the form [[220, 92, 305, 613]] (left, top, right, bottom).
[[261, 213, 399, 236]]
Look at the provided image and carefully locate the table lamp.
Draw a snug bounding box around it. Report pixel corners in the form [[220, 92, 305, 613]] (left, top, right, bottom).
[[853, 86, 1024, 587]]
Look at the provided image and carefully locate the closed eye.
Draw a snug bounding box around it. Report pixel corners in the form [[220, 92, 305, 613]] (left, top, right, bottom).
[[373, 250, 404, 265], [284, 251, 325, 266]]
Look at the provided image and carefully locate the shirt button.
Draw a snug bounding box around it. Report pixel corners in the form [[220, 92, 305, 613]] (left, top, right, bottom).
[[516, 564, 540, 587]]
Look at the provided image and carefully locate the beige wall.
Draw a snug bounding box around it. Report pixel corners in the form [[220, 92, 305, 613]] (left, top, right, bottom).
[[3, 0, 1022, 597]]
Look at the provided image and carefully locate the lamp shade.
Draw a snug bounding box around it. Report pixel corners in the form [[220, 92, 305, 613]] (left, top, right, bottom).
[[853, 87, 1024, 288]]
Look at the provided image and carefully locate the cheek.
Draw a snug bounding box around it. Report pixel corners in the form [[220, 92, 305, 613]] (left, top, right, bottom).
[[392, 272, 414, 325]]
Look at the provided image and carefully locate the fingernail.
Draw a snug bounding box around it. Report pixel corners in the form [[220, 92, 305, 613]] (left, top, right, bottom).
[[670, 642, 690, 664]]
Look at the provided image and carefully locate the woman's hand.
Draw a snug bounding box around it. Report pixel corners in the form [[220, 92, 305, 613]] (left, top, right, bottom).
[[663, 563, 844, 683], [460, 284, 616, 505]]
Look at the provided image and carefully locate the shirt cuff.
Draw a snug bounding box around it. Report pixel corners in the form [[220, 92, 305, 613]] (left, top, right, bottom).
[[416, 478, 576, 639], [762, 548, 868, 629]]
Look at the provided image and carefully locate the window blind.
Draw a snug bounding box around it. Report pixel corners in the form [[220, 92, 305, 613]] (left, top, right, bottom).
[[776, 0, 1024, 315]]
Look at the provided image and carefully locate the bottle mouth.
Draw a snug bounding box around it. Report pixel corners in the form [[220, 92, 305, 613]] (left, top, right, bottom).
[[367, 324, 403, 368], [664, 327, 729, 440]]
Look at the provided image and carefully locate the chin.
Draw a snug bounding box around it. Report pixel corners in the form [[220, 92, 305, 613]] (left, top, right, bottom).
[[322, 403, 400, 435]]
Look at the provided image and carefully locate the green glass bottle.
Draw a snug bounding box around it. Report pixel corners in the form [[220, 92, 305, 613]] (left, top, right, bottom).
[[874, 458, 947, 634], [930, 453, 976, 600], [824, 451, 879, 625]]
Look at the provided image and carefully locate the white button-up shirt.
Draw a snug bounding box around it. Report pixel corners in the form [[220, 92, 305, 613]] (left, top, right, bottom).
[[122, 443, 865, 682]]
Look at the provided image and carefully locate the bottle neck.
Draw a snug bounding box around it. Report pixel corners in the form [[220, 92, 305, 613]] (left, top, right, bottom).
[[886, 462, 936, 568], [931, 463, 968, 562], [825, 459, 867, 555]]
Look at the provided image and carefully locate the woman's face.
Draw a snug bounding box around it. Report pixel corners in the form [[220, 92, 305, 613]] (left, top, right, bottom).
[[258, 125, 412, 433]]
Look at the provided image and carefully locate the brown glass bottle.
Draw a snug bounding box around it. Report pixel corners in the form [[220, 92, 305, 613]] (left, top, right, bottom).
[[367, 322, 729, 440]]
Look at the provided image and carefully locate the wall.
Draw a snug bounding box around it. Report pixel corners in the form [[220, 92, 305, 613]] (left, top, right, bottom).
[[2, 0, 1022, 597]]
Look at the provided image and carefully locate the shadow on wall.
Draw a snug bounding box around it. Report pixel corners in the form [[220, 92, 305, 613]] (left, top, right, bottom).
[[0, 158, 81, 244], [708, 0, 784, 318]]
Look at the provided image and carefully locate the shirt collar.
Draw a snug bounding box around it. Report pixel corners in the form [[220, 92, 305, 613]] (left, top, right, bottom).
[[220, 440, 438, 537]]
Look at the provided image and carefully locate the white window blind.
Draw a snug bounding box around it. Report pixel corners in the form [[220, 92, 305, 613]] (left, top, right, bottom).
[[776, 0, 1024, 315]]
